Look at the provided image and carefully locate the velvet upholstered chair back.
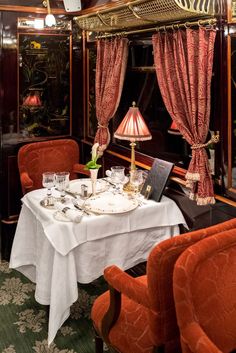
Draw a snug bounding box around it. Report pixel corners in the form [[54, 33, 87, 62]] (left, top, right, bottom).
[[173, 228, 236, 353], [145, 218, 236, 348], [91, 218, 236, 353], [18, 139, 89, 195]]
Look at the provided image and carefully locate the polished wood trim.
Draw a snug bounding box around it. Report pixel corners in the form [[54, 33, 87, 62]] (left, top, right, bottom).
[[78, 0, 135, 16], [0, 5, 71, 14], [101, 286, 121, 342], [166, 177, 236, 207], [227, 0, 232, 22], [106, 149, 152, 170], [69, 32, 73, 136], [17, 32, 20, 133], [0, 1, 129, 16], [215, 193, 236, 206], [227, 33, 232, 188], [105, 149, 187, 179], [2, 217, 18, 224], [104, 145, 236, 207], [82, 31, 87, 140]]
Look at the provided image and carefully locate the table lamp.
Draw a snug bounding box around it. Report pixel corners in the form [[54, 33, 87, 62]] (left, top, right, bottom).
[[167, 120, 181, 135], [114, 101, 152, 190]]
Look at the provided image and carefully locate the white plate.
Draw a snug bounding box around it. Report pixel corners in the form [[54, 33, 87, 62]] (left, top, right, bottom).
[[86, 192, 139, 214], [68, 178, 108, 195], [106, 176, 129, 185]]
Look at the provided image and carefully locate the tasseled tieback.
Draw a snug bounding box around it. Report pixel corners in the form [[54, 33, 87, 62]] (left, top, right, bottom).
[[191, 131, 220, 150], [98, 123, 109, 129]]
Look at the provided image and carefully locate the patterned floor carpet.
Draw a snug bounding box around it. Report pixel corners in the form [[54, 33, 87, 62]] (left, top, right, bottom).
[[0, 261, 108, 353]]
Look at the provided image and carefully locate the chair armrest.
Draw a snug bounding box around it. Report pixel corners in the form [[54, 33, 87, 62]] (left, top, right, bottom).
[[101, 266, 150, 343], [73, 163, 90, 177], [104, 265, 150, 308], [20, 172, 33, 191], [181, 323, 222, 353]]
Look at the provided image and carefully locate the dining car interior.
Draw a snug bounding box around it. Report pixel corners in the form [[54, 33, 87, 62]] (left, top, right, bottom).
[[1, 0, 236, 352]]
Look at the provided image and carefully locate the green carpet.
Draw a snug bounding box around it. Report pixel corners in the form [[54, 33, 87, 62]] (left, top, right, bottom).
[[0, 260, 108, 353]]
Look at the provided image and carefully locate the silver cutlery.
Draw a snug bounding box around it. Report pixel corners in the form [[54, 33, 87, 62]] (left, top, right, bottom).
[[102, 178, 116, 188], [72, 200, 91, 216], [55, 188, 78, 199], [72, 199, 100, 216]]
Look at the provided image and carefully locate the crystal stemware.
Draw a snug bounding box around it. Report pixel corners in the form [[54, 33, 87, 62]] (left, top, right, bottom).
[[55, 171, 70, 201], [42, 172, 55, 205], [110, 166, 125, 193], [130, 169, 144, 194]]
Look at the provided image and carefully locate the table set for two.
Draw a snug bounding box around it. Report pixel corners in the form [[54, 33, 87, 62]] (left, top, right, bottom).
[[9, 172, 187, 344]]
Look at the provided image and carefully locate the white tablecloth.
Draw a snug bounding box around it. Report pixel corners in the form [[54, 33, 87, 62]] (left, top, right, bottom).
[[9, 187, 186, 344]]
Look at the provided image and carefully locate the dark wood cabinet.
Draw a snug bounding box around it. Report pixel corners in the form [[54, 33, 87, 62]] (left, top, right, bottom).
[[2, 144, 22, 219]]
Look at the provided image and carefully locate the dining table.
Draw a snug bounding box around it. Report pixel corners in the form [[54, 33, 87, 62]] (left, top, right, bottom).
[[9, 178, 187, 345]]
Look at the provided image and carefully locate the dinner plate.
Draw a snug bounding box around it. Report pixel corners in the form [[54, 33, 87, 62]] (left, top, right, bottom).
[[68, 178, 108, 195], [85, 192, 139, 214]]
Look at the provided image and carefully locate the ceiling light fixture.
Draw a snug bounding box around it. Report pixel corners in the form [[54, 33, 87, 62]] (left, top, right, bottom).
[[45, 0, 56, 27]]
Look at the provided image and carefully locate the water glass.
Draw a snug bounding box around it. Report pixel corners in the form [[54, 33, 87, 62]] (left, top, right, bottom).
[[130, 169, 144, 194], [42, 172, 55, 198], [55, 172, 70, 200], [111, 166, 125, 193]]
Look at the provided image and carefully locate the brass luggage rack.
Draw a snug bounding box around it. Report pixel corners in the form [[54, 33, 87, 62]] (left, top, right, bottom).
[[75, 0, 223, 32]]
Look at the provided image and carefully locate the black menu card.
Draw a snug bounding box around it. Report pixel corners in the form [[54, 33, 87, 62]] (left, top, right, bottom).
[[141, 158, 174, 202]]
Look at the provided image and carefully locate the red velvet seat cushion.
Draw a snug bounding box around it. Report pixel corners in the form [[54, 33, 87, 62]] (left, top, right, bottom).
[[92, 276, 154, 353]]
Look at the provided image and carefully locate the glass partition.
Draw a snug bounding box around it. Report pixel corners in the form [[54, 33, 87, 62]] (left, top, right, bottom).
[[18, 30, 72, 137]]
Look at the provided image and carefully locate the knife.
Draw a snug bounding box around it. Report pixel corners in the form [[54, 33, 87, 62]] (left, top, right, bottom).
[[72, 201, 91, 215], [56, 188, 78, 198]]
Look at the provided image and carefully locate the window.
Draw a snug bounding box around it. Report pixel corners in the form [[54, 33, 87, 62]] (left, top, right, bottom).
[[112, 37, 191, 169]]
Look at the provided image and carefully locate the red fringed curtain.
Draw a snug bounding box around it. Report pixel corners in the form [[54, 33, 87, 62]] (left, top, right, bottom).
[[152, 27, 216, 205], [94, 38, 129, 153]]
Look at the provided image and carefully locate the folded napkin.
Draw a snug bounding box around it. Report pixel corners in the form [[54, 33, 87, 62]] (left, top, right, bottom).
[[55, 202, 83, 223]]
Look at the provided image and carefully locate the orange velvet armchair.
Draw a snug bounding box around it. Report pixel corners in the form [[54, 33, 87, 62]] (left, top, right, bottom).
[[18, 139, 90, 195], [91, 218, 236, 353], [173, 228, 236, 353]]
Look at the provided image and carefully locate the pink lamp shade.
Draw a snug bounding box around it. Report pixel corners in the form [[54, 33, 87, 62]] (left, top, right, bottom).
[[23, 91, 42, 107], [168, 120, 181, 135], [114, 102, 152, 142]]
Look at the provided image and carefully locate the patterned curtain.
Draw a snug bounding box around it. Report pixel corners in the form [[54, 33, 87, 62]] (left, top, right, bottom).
[[152, 27, 216, 205], [94, 37, 129, 152]]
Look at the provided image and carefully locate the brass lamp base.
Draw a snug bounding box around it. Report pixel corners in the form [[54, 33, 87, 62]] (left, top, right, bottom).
[[123, 180, 136, 193]]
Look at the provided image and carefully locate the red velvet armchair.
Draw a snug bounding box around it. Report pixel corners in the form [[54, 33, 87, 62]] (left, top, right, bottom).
[[173, 228, 236, 353], [18, 139, 90, 195], [91, 218, 236, 353]]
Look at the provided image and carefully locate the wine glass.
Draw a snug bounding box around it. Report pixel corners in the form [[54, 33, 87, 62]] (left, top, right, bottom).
[[55, 172, 70, 201], [110, 166, 125, 193], [130, 169, 144, 194], [42, 172, 55, 205]]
